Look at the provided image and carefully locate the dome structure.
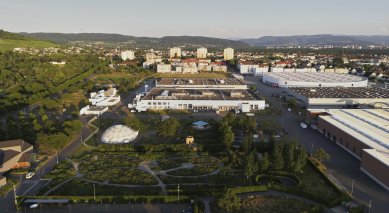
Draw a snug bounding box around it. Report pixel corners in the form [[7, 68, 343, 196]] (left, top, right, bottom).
[[101, 125, 138, 144]]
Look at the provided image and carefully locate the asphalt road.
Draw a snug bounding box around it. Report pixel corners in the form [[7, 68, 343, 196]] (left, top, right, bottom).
[[244, 76, 389, 213]]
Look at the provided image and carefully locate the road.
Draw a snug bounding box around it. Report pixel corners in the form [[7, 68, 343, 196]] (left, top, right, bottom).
[[244, 76, 389, 213]]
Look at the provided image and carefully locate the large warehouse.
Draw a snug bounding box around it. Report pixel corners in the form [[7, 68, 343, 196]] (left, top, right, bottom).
[[131, 78, 265, 112], [313, 109, 389, 191], [262, 72, 368, 88], [285, 87, 389, 108]]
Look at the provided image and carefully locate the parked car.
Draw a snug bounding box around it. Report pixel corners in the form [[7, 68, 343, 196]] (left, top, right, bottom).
[[26, 172, 35, 179], [29, 204, 39, 209]]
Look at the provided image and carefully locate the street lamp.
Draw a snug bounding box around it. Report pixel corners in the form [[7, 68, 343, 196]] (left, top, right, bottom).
[[177, 184, 180, 204], [351, 179, 355, 196], [13, 184, 17, 207], [310, 143, 314, 156], [93, 184, 96, 201], [56, 150, 59, 164]]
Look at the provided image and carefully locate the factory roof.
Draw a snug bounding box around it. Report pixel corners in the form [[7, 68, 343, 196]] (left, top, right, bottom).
[[157, 78, 244, 86], [319, 109, 389, 151], [142, 88, 261, 101], [288, 87, 389, 99], [264, 72, 366, 83]]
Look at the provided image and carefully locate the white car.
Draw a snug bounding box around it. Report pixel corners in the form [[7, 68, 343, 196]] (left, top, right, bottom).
[[26, 172, 35, 179], [29, 204, 39, 209]]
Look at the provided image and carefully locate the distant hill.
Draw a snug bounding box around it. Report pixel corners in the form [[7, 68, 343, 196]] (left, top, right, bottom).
[[20, 32, 250, 49], [241, 34, 389, 46], [0, 30, 56, 51]]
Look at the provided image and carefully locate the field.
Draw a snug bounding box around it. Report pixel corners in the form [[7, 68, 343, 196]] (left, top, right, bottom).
[[0, 39, 56, 51]]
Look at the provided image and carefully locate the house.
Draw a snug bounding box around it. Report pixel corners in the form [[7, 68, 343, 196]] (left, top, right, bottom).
[[185, 136, 195, 145]]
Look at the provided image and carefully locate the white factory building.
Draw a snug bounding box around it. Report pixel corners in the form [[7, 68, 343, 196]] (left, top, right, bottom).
[[130, 78, 265, 113], [121, 50, 135, 61], [89, 88, 121, 107], [262, 72, 368, 88]]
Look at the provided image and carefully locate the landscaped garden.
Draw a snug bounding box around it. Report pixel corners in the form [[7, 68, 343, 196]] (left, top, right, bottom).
[[31, 112, 350, 210]]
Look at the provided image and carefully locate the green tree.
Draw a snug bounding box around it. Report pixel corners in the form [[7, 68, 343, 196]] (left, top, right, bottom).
[[260, 152, 270, 172], [313, 148, 330, 162], [242, 134, 253, 154], [156, 118, 180, 137], [285, 141, 297, 172], [217, 191, 241, 213], [221, 125, 234, 148], [244, 151, 258, 181], [272, 142, 284, 170], [294, 147, 307, 172]]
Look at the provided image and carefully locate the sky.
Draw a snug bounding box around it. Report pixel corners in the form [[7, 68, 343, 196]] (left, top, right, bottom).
[[1, 0, 389, 38]]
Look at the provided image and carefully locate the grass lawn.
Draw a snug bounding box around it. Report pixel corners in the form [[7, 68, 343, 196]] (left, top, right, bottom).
[[0, 39, 56, 51], [297, 163, 340, 201], [62, 92, 86, 106]]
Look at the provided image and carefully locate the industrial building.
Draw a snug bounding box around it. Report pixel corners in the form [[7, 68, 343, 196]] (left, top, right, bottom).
[[309, 109, 389, 191], [89, 88, 121, 107], [155, 78, 247, 90], [0, 140, 33, 186], [285, 87, 389, 108], [262, 72, 368, 87], [130, 78, 265, 112]]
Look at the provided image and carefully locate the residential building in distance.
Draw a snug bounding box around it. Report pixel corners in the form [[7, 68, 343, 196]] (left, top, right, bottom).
[[285, 87, 389, 109], [197, 47, 207, 59], [89, 88, 121, 107], [121, 50, 135, 61], [0, 139, 33, 185], [169, 47, 181, 58], [224, 47, 234, 60], [262, 72, 368, 87], [309, 109, 389, 191], [157, 64, 172, 73], [131, 78, 265, 112]]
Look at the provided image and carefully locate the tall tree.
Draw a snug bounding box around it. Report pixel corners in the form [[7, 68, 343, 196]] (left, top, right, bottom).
[[272, 142, 284, 170], [218, 191, 241, 213], [244, 151, 258, 181], [260, 152, 270, 172], [221, 125, 234, 148]]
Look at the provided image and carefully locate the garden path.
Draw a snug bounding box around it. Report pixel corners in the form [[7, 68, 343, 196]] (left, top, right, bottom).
[[139, 161, 167, 195]]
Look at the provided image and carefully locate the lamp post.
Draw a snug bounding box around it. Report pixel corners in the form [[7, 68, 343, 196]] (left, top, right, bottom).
[[368, 200, 372, 213], [177, 184, 180, 204], [56, 150, 59, 164], [93, 184, 96, 201], [310, 143, 314, 156], [13, 184, 17, 207], [351, 179, 355, 196]]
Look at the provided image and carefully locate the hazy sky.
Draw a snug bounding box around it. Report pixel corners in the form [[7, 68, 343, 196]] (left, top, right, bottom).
[[1, 0, 389, 38]]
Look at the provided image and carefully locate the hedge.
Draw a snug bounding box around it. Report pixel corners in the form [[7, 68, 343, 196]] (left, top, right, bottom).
[[18, 195, 190, 205], [227, 185, 268, 194]]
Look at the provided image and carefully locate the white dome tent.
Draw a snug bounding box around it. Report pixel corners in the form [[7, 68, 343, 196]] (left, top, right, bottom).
[[101, 125, 139, 144]]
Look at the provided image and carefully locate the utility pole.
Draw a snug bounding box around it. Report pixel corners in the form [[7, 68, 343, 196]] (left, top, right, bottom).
[[13, 184, 17, 207], [177, 184, 180, 204], [351, 179, 355, 196], [93, 184, 96, 201]]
